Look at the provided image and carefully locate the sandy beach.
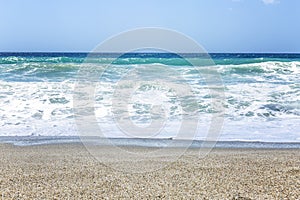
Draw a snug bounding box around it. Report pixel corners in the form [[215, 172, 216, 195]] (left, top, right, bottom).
[[0, 143, 299, 199]]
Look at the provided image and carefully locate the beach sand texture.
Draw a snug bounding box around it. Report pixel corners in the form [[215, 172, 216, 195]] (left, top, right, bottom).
[[0, 144, 299, 199]]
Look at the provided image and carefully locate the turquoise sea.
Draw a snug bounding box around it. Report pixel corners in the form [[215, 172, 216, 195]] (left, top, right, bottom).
[[0, 53, 299, 146]]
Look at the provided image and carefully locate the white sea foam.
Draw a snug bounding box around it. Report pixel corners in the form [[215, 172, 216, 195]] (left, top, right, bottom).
[[0, 61, 299, 142]]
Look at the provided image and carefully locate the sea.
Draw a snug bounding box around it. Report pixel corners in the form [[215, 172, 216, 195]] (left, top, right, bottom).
[[0, 52, 299, 148]]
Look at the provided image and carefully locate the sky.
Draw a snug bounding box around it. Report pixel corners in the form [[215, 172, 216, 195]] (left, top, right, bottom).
[[0, 0, 299, 53]]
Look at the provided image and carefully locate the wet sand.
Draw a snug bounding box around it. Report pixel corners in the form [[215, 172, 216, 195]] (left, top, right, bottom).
[[0, 144, 299, 199]]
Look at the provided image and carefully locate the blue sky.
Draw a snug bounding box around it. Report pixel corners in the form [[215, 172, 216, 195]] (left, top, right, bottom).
[[0, 0, 299, 52]]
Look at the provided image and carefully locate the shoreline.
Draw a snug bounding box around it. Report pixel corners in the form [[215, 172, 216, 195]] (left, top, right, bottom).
[[1, 136, 300, 149], [0, 143, 299, 199]]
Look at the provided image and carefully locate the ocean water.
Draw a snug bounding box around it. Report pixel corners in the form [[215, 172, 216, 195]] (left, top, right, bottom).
[[0, 52, 300, 145]]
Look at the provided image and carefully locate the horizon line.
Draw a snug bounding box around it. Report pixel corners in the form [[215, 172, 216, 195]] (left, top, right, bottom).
[[0, 51, 300, 54]]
